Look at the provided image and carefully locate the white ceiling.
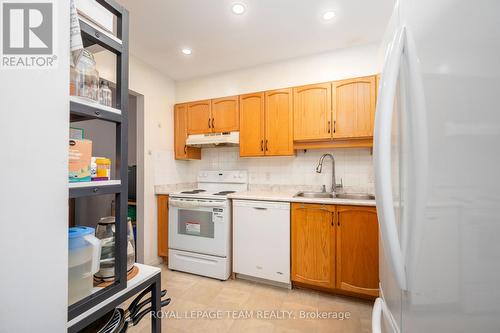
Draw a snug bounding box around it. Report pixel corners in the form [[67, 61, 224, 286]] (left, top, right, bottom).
[[117, 0, 394, 81]]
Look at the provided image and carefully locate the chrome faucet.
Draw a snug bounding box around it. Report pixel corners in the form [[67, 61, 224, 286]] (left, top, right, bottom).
[[316, 153, 343, 193]]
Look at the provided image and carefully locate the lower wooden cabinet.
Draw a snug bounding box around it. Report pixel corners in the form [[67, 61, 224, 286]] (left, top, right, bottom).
[[157, 195, 169, 258], [336, 205, 379, 297], [291, 203, 379, 298], [291, 203, 336, 289]]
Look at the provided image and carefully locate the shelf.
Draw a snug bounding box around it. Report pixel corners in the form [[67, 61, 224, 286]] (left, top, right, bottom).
[[90, 263, 160, 296], [70, 96, 122, 123], [68, 264, 161, 329], [79, 15, 122, 54], [69, 180, 122, 198], [69, 179, 121, 188]]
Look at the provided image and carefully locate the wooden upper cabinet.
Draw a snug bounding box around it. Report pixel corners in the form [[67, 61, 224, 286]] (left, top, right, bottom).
[[239, 92, 265, 157], [332, 75, 376, 139], [157, 195, 169, 258], [264, 89, 294, 156], [293, 83, 332, 141], [187, 100, 211, 134], [336, 205, 379, 297], [211, 96, 239, 133], [174, 104, 201, 160], [291, 203, 336, 289]]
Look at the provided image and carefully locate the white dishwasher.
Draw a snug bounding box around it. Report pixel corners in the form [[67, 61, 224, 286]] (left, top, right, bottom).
[[233, 200, 290, 286]]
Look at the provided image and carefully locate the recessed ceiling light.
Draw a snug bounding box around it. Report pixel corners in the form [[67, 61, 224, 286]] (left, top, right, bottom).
[[322, 11, 335, 21], [231, 3, 246, 15], [181, 48, 192, 55]]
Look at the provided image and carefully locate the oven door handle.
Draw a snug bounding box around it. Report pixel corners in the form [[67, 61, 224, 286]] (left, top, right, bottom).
[[198, 201, 226, 208], [169, 199, 226, 209], [169, 199, 200, 209]]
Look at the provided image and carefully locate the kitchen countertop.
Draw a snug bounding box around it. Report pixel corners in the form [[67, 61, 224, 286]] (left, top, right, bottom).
[[227, 190, 376, 207], [155, 183, 197, 195]]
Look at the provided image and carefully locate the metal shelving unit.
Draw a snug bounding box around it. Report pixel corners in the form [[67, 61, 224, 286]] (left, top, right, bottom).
[[68, 0, 129, 322]]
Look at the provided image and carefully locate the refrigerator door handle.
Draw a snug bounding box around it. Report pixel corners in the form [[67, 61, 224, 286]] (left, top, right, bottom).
[[374, 25, 407, 290], [372, 297, 400, 333], [372, 298, 384, 333]]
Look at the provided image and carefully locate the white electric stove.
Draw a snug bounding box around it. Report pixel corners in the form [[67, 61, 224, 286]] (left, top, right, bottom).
[[168, 170, 248, 280]]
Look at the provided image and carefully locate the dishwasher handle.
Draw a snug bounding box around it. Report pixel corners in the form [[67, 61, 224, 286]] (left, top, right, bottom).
[[233, 200, 290, 210]]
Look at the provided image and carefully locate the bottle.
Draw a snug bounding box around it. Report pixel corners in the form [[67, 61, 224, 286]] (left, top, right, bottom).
[[99, 80, 112, 107]]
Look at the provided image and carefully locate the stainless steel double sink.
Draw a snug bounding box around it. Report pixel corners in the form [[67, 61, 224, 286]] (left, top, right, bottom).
[[294, 191, 375, 200]]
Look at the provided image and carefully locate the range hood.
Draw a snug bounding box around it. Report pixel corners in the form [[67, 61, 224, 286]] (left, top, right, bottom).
[[186, 131, 239, 147]]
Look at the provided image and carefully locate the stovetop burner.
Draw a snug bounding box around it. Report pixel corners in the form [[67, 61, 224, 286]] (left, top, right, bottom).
[[213, 191, 236, 196], [180, 189, 207, 194]]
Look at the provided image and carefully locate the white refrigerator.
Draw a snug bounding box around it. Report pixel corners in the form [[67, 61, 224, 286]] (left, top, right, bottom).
[[373, 0, 500, 332]]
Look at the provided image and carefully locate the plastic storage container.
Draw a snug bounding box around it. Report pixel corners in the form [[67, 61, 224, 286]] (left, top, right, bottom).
[[94, 217, 135, 280], [68, 226, 101, 305], [95, 157, 111, 180]]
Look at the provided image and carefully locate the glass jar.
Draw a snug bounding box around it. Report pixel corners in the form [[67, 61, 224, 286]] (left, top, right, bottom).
[[73, 49, 100, 102], [70, 63, 78, 96], [99, 80, 112, 107]]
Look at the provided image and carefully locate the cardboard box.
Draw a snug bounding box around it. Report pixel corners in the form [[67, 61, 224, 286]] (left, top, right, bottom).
[[76, 0, 114, 33], [69, 139, 92, 182]]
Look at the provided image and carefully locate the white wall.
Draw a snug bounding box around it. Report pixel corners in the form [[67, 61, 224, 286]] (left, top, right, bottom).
[[176, 43, 379, 102], [0, 2, 69, 332], [94, 52, 195, 265]]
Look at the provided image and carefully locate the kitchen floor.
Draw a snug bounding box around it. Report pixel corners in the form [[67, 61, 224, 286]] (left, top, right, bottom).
[[130, 265, 373, 333]]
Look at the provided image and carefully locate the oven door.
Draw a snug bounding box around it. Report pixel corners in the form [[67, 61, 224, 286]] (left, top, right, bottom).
[[168, 197, 229, 257]]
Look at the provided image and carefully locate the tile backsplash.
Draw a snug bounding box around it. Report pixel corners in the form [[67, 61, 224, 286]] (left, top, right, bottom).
[[198, 147, 375, 193]]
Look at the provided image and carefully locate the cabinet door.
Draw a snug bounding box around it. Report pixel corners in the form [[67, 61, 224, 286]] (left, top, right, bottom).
[[332, 75, 376, 139], [293, 83, 332, 141], [239, 92, 265, 157], [157, 195, 169, 258], [264, 88, 294, 156], [336, 205, 379, 297], [174, 104, 201, 160], [291, 203, 335, 289], [187, 100, 211, 134], [211, 96, 239, 132]]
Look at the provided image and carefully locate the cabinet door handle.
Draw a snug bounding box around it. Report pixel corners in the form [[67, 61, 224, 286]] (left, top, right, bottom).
[[184, 145, 187, 154], [208, 118, 211, 128], [297, 205, 330, 212], [328, 120, 331, 133], [260, 140, 264, 151], [212, 118, 215, 128], [333, 120, 336, 133], [337, 212, 340, 226], [265, 139, 268, 151]]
